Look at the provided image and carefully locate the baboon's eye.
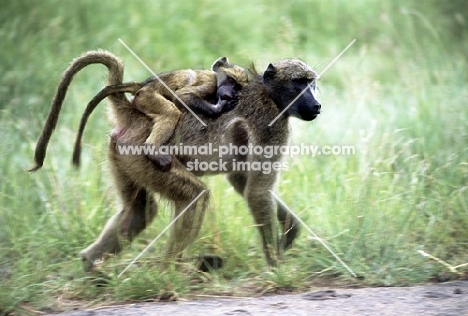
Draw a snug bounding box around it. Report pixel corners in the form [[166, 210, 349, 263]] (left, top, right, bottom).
[[228, 77, 235, 84]]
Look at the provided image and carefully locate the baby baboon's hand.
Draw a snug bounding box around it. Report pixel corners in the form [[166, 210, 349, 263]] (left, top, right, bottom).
[[222, 98, 238, 113], [213, 100, 228, 115]]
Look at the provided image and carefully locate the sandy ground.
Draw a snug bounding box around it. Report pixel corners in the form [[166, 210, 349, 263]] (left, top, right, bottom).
[[56, 280, 468, 316]]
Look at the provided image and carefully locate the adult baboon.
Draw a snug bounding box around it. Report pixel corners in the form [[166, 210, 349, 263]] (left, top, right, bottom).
[[28, 50, 321, 271], [82, 58, 320, 270]]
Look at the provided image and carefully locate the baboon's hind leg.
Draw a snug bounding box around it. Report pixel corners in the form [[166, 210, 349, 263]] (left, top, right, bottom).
[[80, 158, 158, 272], [136, 93, 181, 170], [136, 159, 210, 261], [166, 191, 210, 260]]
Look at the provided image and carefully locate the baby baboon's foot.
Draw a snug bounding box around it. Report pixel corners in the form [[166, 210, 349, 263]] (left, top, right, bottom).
[[146, 152, 173, 172]]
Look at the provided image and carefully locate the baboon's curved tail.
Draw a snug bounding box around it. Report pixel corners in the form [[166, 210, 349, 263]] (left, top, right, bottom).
[[27, 50, 126, 172], [72, 82, 143, 167]]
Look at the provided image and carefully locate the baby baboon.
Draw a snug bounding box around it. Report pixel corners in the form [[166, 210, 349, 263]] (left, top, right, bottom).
[[138, 56, 248, 117], [28, 50, 321, 272], [129, 57, 248, 167], [69, 57, 248, 169]]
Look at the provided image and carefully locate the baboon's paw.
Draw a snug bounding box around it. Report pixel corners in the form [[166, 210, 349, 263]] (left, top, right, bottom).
[[81, 253, 95, 273], [88, 271, 112, 287]]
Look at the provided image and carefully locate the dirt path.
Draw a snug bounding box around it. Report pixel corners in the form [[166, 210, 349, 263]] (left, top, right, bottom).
[[57, 281, 467, 316]]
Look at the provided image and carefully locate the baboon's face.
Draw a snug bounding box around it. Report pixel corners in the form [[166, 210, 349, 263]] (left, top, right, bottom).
[[215, 65, 249, 101], [263, 60, 321, 121], [288, 77, 321, 121], [216, 75, 238, 101]]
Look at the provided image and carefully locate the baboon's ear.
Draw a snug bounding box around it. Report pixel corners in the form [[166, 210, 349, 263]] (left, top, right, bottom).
[[263, 63, 277, 80], [211, 57, 229, 71]]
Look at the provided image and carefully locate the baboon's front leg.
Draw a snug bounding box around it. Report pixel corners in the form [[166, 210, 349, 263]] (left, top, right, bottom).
[[227, 172, 298, 252], [276, 199, 299, 250], [243, 172, 279, 266]]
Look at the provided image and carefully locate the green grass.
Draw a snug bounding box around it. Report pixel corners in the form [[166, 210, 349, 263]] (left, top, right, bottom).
[[1, 0, 467, 314]]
